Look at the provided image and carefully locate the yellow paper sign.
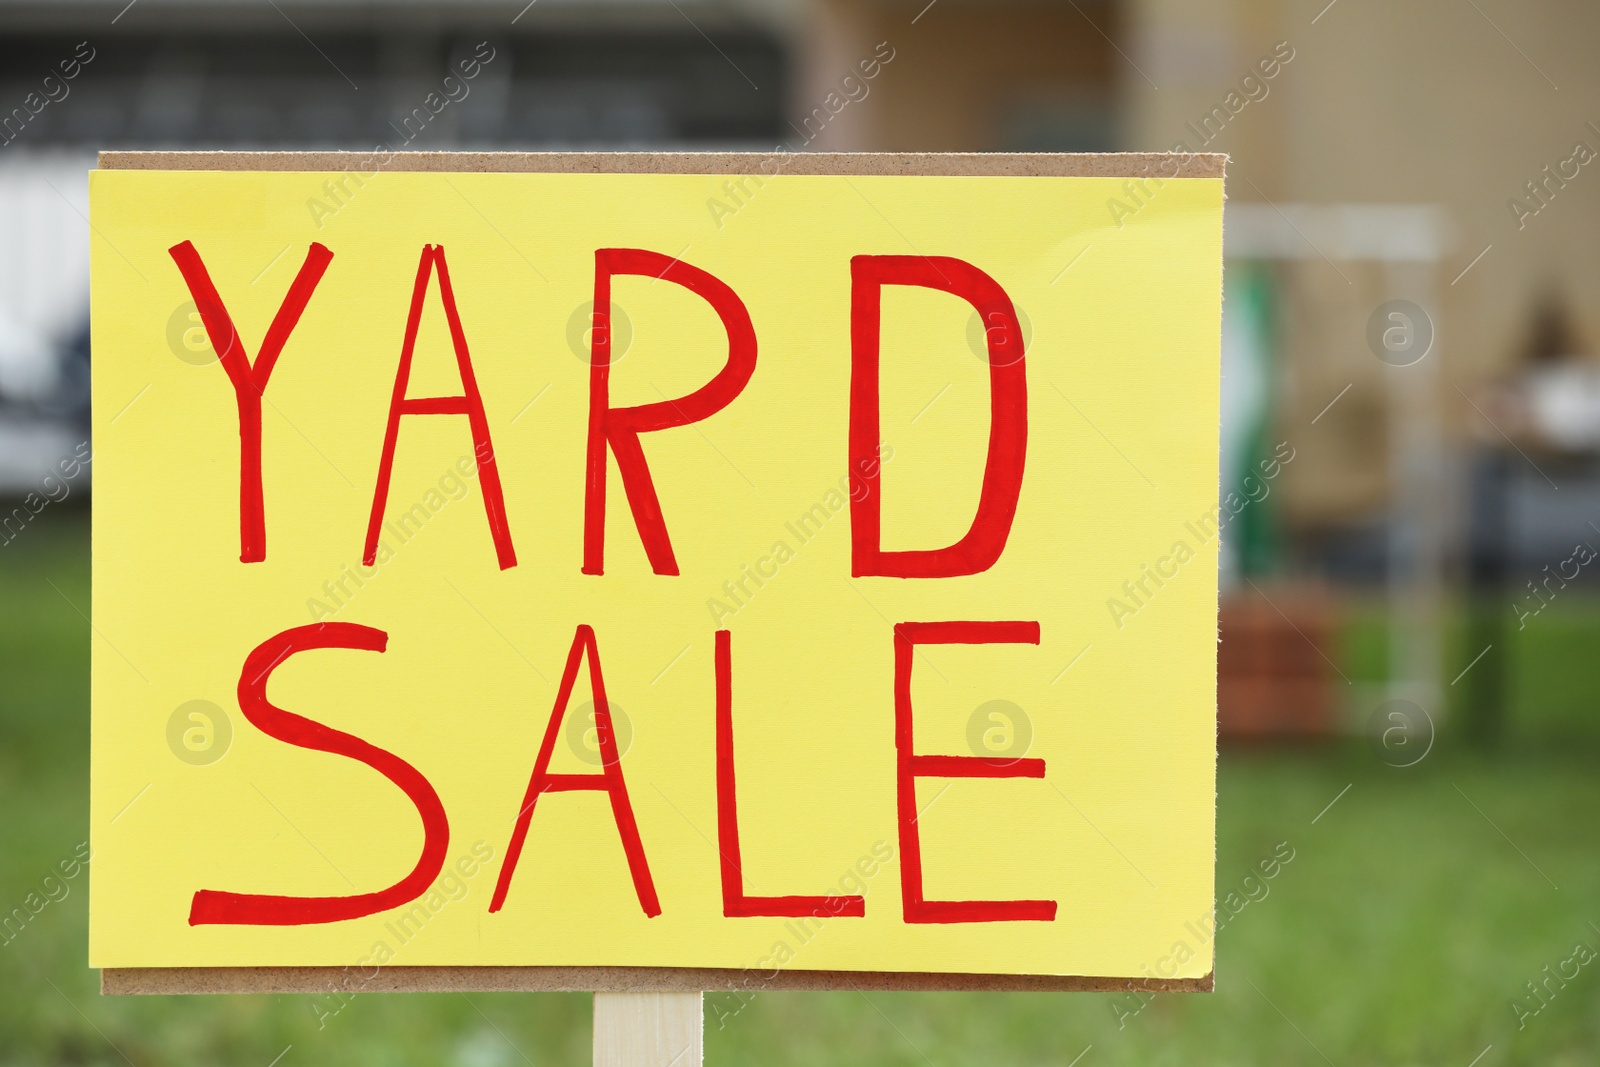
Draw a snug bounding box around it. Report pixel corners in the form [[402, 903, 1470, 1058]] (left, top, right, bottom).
[[90, 163, 1221, 982]]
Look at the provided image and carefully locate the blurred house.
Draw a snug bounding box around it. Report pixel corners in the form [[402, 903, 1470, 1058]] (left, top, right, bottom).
[[5, 0, 1600, 729]]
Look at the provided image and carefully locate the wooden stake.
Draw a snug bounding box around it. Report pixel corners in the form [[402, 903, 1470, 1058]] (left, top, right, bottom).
[[594, 991, 703, 1067]]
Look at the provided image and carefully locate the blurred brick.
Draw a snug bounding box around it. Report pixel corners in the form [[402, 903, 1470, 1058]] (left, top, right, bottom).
[[1218, 585, 1340, 741]]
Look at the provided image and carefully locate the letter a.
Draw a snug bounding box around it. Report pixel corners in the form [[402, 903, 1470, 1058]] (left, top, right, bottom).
[[364, 245, 516, 569], [490, 625, 660, 916]]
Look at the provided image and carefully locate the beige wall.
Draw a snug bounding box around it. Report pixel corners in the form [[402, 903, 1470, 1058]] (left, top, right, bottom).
[[1129, 0, 1600, 374]]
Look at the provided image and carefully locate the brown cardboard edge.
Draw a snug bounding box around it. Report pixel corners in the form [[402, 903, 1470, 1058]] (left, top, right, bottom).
[[97, 150, 1225, 179], [102, 966, 1212, 996], [94, 146, 1222, 998]]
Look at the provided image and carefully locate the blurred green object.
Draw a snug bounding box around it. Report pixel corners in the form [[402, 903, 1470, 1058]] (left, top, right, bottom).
[[4, 513, 1600, 1065], [1220, 261, 1282, 581]]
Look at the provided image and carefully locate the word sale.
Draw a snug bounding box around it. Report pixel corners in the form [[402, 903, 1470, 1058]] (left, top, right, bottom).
[[188, 620, 1053, 930]]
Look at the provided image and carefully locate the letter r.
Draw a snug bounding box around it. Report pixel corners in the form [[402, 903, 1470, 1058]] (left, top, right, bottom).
[[583, 249, 757, 576]]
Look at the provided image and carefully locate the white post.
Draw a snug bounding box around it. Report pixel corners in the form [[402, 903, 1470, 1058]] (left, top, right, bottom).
[[1385, 257, 1446, 718], [594, 992, 703, 1067]]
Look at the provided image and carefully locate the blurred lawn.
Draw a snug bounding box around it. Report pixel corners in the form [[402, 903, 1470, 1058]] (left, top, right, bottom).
[[1344, 593, 1600, 745], [4, 509, 1600, 1065]]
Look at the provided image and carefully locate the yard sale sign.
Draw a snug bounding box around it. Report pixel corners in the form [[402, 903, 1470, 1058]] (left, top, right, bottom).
[[89, 153, 1222, 991]]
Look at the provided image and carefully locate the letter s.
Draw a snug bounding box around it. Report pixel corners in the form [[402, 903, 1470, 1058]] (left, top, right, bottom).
[[188, 623, 449, 926]]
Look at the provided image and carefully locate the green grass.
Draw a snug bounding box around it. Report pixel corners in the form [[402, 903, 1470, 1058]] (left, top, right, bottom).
[[5, 509, 1600, 1065], [1343, 592, 1600, 744]]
